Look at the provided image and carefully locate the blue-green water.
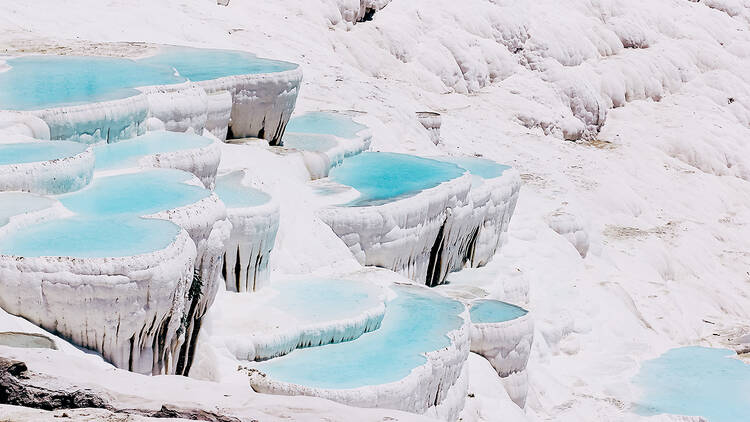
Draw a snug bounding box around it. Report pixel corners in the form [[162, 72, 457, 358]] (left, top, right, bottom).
[[0, 47, 296, 111], [0, 55, 183, 110], [59, 169, 209, 216], [0, 215, 180, 258], [270, 279, 382, 322], [282, 133, 338, 153], [286, 112, 367, 139], [253, 285, 465, 389], [0, 141, 88, 165], [214, 171, 271, 208], [139, 46, 297, 82], [437, 156, 509, 180], [469, 300, 527, 323], [328, 152, 465, 206], [94, 131, 212, 171], [632, 346, 750, 422]]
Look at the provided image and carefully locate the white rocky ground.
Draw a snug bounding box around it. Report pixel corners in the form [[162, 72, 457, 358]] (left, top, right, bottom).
[[1, 0, 750, 421]]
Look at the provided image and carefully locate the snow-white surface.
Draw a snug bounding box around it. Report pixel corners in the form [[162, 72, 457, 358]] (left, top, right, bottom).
[[1, 0, 750, 421]]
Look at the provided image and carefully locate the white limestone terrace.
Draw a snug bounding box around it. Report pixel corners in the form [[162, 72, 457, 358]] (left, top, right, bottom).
[[468, 299, 533, 409], [215, 170, 279, 293], [282, 111, 372, 178], [0, 44, 301, 144], [318, 152, 474, 286], [432, 156, 521, 276], [196, 277, 386, 368], [245, 283, 470, 421], [0, 214, 195, 375], [56, 168, 231, 375], [0, 140, 94, 194], [93, 130, 221, 189]]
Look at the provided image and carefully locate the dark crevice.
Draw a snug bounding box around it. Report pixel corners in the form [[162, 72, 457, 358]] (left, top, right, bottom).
[[234, 247, 242, 292], [425, 218, 447, 287]]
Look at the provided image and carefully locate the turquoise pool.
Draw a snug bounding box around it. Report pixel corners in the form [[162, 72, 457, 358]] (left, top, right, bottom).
[[0, 46, 296, 111], [328, 152, 465, 206], [286, 112, 367, 139], [253, 285, 465, 389], [59, 169, 209, 216], [0, 141, 88, 165], [632, 346, 750, 422], [0, 215, 181, 258], [139, 46, 297, 82], [469, 300, 527, 324], [0, 55, 183, 110], [214, 172, 271, 208], [282, 133, 338, 153], [94, 131, 212, 171]]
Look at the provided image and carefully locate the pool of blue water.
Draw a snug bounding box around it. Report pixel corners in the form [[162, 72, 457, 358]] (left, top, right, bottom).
[[632, 346, 750, 422], [270, 279, 383, 322], [0, 55, 183, 110], [0, 215, 180, 258], [282, 133, 338, 153], [0, 141, 88, 165], [139, 46, 297, 82], [214, 172, 271, 208], [253, 285, 465, 389], [469, 300, 527, 324], [285, 112, 367, 140], [437, 156, 509, 180], [0, 193, 56, 227], [0, 47, 296, 111], [59, 169, 209, 216], [328, 152, 465, 206], [94, 131, 212, 171]]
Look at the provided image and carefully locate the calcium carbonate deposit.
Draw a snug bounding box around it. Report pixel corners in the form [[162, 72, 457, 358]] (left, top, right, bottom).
[[1, 1, 749, 421]]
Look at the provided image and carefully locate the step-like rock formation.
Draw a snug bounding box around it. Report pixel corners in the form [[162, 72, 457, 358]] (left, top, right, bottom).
[[214, 170, 279, 293], [0, 141, 93, 194], [468, 299, 533, 408], [247, 285, 470, 421]]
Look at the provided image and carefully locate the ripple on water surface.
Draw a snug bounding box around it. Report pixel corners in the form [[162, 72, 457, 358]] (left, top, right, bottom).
[[633, 346, 750, 422], [328, 152, 465, 207]]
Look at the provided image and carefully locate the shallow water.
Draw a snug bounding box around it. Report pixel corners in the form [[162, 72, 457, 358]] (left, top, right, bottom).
[[94, 131, 212, 171], [286, 112, 367, 139], [59, 169, 209, 216], [253, 285, 464, 389], [0, 215, 180, 258], [0, 47, 296, 111], [0, 141, 88, 165], [0, 55, 182, 110], [437, 156, 509, 180], [469, 299, 527, 323], [214, 171, 271, 208], [282, 133, 338, 153], [270, 278, 383, 323], [139, 46, 297, 82], [632, 346, 750, 422], [328, 152, 465, 206]]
